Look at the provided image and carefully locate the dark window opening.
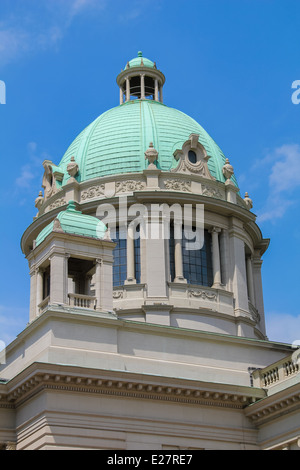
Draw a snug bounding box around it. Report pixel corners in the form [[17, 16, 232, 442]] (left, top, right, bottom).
[[129, 76, 141, 99], [188, 150, 197, 164], [144, 76, 155, 99]]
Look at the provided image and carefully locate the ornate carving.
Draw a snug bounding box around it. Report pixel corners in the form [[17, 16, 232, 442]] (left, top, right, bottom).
[[53, 218, 64, 233], [249, 302, 260, 323], [115, 180, 145, 193], [164, 179, 192, 192], [113, 291, 124, 299], [48, 198, 66, 210], [81, 185, 105, 200], [42, 160, 64, 200], [171, 134, 215, 180], [188, 289, 217, 301], [67, 156, 79, 178], [202, 184, 224, 200]]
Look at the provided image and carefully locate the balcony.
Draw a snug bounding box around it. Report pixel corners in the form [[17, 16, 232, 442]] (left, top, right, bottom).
[[68, 293, 97, 309], [252, 353, 300, 391]]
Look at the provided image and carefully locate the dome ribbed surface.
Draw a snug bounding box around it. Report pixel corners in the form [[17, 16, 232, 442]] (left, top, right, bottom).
[[58, 100, 236, 187]]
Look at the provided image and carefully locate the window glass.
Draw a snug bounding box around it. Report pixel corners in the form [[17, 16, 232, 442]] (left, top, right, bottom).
[[188, 150, 197, 164], [113, 226, 141, 286], [169, 225, 213, 287]]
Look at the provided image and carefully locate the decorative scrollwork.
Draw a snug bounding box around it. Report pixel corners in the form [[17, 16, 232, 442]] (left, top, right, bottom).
[[113, 291, 124, 299], [202, 184, 224, 200], [49, 198, 66, 210], [188, 289, 217, 301], [81, 185, 105, 200], [115, 180, 145, 193], [164, 179, 192, 192]]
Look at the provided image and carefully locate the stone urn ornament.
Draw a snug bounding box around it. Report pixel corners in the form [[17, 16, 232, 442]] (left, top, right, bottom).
[[145, 142, 158, 169], [244, 192, 253, 210], [222, 158, 234, 182], [35, 191, 44, 212], [67, 156, 79, 180]]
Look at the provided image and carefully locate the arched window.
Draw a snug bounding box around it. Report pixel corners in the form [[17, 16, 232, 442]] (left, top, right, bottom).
[[169, 225, 213, 287], [113, 226, 141, 287]]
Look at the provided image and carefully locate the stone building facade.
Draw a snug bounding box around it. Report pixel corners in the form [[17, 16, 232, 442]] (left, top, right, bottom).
[[0, 52, 299, 450]]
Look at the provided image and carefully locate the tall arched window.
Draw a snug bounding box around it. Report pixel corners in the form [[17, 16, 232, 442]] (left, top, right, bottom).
[[169, 225, 213, 287], [113, 226, 141, 287]]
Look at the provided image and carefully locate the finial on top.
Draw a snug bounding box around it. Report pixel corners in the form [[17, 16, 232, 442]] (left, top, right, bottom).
[[145, 142, 159, 168], [222, 158, 234, 182], [244, 192, 253, 210], [138, 51, 143, 57]]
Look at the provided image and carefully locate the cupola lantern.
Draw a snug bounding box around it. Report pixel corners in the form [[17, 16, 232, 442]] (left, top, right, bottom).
[[116, 51, 165, 104]]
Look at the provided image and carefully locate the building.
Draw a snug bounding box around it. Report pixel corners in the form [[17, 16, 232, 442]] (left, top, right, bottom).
[[0, 52, 299, 451]]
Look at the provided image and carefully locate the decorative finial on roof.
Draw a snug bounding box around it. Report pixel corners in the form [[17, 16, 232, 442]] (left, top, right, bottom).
[[222, 158, 234, 182], [138, 51, 143, 57], [244, 192, 253, 210], [145, 142, 159, 168], [35, 191, 44, 213], [66, 200, 78, 212], [67, 156, 79, 179]]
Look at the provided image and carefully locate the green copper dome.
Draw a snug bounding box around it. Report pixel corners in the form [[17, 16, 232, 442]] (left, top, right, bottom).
[[36, 201, 107, 246], [126, 51, 155, 69], [57, 99, 237, 187]]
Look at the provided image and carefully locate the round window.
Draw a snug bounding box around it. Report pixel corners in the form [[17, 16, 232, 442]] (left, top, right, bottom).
[[188, 150, 197, 164]]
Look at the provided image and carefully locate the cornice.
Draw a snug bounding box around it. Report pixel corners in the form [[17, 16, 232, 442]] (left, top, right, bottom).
[[0, 362, 265, 411], [244, 383, 300, 426]]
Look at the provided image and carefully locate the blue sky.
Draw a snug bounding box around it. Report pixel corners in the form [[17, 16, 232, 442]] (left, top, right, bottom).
[[0, 0, 300, 346]]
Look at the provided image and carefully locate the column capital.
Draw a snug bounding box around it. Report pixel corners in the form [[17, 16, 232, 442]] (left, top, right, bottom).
[[209, 226, 222, 234], [96, 258, 103, 266]]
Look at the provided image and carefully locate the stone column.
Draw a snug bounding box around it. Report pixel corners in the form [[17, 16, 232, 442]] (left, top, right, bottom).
[[253, 251, 267, 336], [209, 227, 222, 288], [119, 86, 124, 105], [95, 258, 102, 310], [49, 253, 69, 305], [85, 274, 92, 296], [246, 256, 255, 305], [126, 77, 130, 102], [36, 267, 44, 314], [173, 222, 185, 282], [126, 223, 136, 283], [159, 85, 163, 103], [144, 213, 168, 298], [154, 79, 159, 101], [228, 217, 249, 335], [140, 74, 145, 99], [29, 267, 37, 322]]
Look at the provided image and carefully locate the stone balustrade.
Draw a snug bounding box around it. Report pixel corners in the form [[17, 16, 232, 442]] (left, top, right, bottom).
[[253, 354, 300, 389], [68, 293, 97, 309]]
